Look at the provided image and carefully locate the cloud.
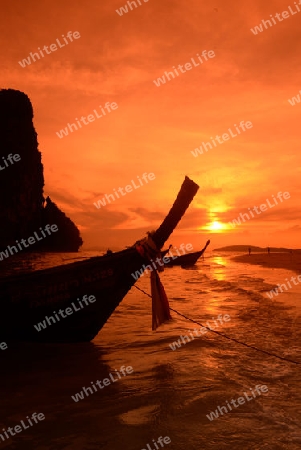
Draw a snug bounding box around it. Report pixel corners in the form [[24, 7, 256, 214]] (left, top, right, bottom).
[[128, 207, 165, 221]]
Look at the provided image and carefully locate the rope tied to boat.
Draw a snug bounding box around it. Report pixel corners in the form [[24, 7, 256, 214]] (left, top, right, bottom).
[[133, 284, 301, 366], [134, 232, 164, 272]]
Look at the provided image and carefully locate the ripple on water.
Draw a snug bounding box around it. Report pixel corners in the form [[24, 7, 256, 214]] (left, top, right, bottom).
[[119, 405, 159, 425]]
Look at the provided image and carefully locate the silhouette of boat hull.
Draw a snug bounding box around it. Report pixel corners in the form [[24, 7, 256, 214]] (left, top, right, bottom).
[[165, 240, 210, 267], [0, 177, 199, 343], [165, 250, 204, 267]]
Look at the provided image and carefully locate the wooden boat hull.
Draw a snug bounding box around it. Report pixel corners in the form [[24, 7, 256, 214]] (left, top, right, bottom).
[[165, 240, 210, 267], [0, 248, 146, 343], [165, 250, 204, 267], [0, 177, 199, 343]]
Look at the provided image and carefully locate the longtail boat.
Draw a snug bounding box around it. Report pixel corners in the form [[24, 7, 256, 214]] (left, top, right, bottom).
[[164, 240, 210, 267], [0, 177, 198, 343]]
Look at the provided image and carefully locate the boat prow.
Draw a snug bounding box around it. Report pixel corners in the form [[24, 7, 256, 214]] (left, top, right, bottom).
[[164, 240, 210, 267], [0, 177, 199, 343]]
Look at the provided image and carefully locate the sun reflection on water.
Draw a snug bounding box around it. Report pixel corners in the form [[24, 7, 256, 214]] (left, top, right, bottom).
[[211, 256, 227, 281]]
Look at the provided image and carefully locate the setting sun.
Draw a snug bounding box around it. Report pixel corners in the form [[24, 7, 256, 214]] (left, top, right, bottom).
[[201, 221, 230, 233], [211, 221, 223, 230]]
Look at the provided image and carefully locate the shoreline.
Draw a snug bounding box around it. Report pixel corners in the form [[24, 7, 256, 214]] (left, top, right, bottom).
[[231, 252, 301, 275]]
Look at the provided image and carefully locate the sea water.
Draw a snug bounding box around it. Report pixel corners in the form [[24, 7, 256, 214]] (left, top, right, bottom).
[[1, 251, 301, 449]]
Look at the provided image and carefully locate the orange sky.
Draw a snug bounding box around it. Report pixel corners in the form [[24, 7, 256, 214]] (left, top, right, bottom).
[[2, 0, 301, 250]]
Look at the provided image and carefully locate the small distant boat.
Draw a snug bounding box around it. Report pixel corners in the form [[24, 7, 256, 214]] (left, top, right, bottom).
[[164, 240, 210, 267], [0, 177, 199, 343]]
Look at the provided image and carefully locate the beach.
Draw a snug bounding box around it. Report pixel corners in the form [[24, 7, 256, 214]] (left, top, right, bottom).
[[2, 251, 301, 450], [232, 252, 301, 274], [2, 0, 301, 447]]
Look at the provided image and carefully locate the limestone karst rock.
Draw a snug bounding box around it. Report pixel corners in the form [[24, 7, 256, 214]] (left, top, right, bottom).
[[0, 88, 83, 251], [42, 197, 83, 251]]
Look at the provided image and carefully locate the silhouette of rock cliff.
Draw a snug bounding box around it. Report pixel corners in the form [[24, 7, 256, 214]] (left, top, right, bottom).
[[0, 88, 83, 251], [41, 197, 83, 251]]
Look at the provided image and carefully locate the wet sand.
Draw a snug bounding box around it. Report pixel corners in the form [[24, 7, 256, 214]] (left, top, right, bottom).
[[232, 252, 301, 275]]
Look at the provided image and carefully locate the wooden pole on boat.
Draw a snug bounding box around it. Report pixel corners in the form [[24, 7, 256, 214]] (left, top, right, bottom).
[[152, 176, 199, 249]]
